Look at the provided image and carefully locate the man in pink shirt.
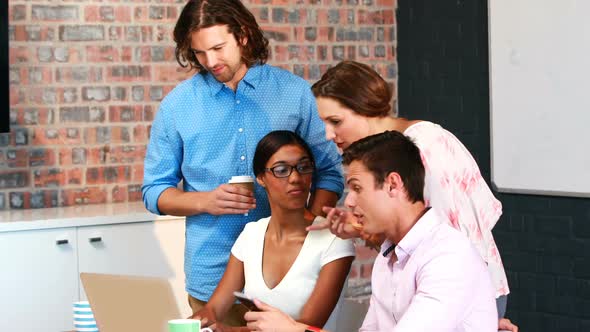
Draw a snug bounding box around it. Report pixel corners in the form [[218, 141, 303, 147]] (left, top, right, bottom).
[[244, 130, 498, 332]]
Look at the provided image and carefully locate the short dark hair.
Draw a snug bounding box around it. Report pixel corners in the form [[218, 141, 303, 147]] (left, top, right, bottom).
[[174, 0, 269, 72], [253, 131, 315, 177], [312, 60, 393, 117], [342, 131, 424, 203]]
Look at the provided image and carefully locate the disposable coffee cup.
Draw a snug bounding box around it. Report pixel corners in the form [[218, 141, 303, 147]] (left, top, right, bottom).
[[228, 175, 255, 216], [228, 175, 254, 192], [168, 319, 212, 332], [72, 301, 98, 332]]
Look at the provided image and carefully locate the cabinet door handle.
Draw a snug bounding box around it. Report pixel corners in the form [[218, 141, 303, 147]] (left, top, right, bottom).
[[89, 236, 102, 243], [56, 239, 69, 245]]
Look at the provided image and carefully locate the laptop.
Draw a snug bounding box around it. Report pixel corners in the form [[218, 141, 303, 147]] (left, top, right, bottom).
[[80, 273, 183, 332]]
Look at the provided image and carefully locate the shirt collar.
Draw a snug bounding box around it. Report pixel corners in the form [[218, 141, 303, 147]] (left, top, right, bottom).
[[380, 238, 396, 257], [393, 208, 438, 266], [203, 64, 263, 96], [203, 71, 225, 96], [241, 63, 263, 88]]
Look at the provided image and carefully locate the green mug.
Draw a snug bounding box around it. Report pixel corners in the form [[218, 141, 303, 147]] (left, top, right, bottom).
[[168, 319, 213, 332]]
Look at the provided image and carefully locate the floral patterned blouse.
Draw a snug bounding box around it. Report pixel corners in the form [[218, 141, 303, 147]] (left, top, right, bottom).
[[405, 121, 509, 297]]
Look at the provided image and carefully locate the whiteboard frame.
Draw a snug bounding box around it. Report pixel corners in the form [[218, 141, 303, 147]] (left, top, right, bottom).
[[487, 0, 590, 198]]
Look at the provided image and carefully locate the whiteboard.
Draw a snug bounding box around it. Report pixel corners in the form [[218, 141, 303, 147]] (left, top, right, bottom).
[[489, 0, 590, 197]]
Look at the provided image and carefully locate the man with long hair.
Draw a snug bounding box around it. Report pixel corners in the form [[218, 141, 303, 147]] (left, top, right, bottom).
[[141, 0, 343, 326]]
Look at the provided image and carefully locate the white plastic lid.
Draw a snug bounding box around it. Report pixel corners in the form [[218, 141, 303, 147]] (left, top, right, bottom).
[[228, 175, 254, 183]]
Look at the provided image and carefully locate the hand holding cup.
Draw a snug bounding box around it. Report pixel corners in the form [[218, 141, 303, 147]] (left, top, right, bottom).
[[228, 176, 255, 216], [204, 179, 256, 215]]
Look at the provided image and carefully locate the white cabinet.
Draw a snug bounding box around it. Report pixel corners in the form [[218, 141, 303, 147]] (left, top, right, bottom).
[[77, 221, 184, 300], [0, 217, 187, 332], [0, 227, 79, 332]]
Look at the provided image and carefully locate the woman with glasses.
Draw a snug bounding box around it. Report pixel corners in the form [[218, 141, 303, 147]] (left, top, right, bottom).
[[192, 130, 355, 331]]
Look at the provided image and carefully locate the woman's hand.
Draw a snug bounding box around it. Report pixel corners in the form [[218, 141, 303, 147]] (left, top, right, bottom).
[[190, 306, 217, 327], [303, 208, 316, 222], [498, 318, 518, 332], [244, 299, 307, 332]]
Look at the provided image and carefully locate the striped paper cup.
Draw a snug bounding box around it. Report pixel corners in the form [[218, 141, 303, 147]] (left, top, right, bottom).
[[73, 301, 99, 332]]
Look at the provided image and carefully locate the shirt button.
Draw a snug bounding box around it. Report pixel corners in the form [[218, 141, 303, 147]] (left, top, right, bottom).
[[236, 100, 240, 104], [238, 128, 243, 132], [240, 155, 245, 161]]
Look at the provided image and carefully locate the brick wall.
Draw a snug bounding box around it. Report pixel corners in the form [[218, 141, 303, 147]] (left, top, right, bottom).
[[397, 1, 590, 331], [2, 0, 396, 212], [2, 0, 394, 298]]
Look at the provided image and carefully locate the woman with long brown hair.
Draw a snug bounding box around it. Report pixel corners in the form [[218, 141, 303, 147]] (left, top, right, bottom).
[[308, 61, 517, 331]]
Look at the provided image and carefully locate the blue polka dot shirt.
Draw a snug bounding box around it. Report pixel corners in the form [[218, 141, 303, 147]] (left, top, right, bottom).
[[142, 64, 344, 301]]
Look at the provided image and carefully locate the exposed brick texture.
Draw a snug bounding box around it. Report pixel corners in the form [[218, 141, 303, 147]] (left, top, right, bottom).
[[2, 0, 396, 214], [397, 0, 590, 330], [3, 0, 396, 304]]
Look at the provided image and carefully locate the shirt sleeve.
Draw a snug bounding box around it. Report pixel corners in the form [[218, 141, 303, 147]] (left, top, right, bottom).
[[412, 123, 506, 292], [231, 222, 253, 262], [320, 235, 356, 266], [359, 294, 379, 332], [392, 243, 497, 332], [296, 85, 344, 197], [141, 103, 183, 215], [415, 124, 502, 233]]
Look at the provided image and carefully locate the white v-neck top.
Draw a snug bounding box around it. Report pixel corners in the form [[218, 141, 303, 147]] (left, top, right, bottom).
[[231, 217, 355, 329]]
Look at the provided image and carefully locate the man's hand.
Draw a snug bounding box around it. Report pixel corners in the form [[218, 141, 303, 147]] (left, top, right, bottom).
[[498, 318, 518, 332], [306, 206, 362, 239], [203, 184, 256, 215], [244, 299, 307, 332], [307, 206, 385, 251]]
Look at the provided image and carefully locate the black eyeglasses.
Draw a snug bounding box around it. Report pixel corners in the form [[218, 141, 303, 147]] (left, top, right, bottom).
[[265, 161, 315, 178]]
